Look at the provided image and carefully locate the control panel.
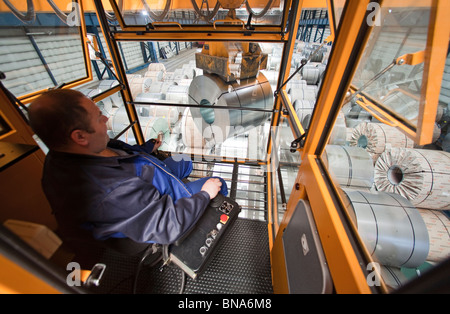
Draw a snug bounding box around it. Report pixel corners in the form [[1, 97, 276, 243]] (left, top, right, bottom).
[[169, 194, 241, 279]]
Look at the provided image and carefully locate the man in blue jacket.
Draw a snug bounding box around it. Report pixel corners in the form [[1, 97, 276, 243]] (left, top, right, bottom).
[[28, 89, 227, 245]]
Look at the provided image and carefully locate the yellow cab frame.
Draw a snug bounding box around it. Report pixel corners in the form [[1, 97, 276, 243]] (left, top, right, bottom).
[[0, 0, 94, 104], [271, 0, 449, 294]]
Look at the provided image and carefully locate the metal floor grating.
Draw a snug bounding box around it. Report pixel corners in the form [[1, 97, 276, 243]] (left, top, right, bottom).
[[141, 218, 273, 294], [189, 158, 268, 221], [84, 218, 273, 294]]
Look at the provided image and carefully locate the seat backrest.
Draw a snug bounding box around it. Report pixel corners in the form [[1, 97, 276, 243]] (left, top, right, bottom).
[[56, 217, 152, 265]]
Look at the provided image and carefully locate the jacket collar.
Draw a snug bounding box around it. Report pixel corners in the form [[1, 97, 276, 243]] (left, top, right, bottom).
[[47, 141, 139, 167]]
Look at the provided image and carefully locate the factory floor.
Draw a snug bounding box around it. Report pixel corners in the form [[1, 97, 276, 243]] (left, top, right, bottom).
[[78, 218, 273, 294], [135, 46, 199, 75]]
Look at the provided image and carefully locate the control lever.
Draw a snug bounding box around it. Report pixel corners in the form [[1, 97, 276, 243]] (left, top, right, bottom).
[[84, 263, 106, 287], [209, 193, 225, 208]]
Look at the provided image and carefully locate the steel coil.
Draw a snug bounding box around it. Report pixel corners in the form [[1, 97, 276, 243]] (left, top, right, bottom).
[[374, 148, 450, 210], [188, 73, 273, 145], [343, 189, 429, 268]]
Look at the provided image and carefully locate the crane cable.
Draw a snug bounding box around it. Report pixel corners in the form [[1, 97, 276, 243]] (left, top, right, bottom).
[[2, 0, 35, 23]]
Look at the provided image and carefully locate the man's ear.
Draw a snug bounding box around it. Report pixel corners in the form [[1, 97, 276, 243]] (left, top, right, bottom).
[[70, 129, 89, 146]]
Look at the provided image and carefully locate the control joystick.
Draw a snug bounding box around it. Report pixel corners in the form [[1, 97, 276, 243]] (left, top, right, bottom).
[[209, 193, 225, 208]]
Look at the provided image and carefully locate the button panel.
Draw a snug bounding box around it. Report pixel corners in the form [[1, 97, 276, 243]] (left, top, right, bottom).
[[169, 195, 242, 279]]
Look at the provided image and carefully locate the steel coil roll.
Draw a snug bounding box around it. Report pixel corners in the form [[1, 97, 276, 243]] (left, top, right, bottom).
[[133, 104, 180, 126], [382, 90, 419, 124], [181, 108, 205, 149], [293, 100, 315, 128], [323, 145, 374, 188], [110, 105, 171, 149], [343, 189, 429, 268], [301, 65, 321, 85], [328, 111, 347, 145], [289, 85, 317, 102], [418, 209, 450, 263], [349, 122, 414, 163], [147, 63, 166, 73], [148, 81, 176, 94], [380, 265, 408, 290], [141, 117, 171, 150], [188, 73, 273, 145], [144, 70, 165, 82], [374, 148, 450, 210], [166, 85, 190, 103], [128, 76, 153, 98]]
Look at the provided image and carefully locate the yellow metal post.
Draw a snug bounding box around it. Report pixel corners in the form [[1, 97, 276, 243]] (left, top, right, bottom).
[[273, 0, 378, 294], [93, 0, 145, 145], [416, 0, 450, 144]]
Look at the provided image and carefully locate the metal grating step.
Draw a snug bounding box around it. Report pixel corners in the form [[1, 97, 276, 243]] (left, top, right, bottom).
[[190, 159, 268, 221], [82, 218, 273, 294], [139, 218, 273, 294]]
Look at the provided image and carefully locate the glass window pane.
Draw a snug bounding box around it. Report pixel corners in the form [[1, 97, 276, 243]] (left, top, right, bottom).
[[82, 39, 280, 221], [112, 40, 280, 162], [272, 118, 301, 223], [350, 3, 432, 127], [323, 107, 450, 291], [331, 0, 346, 30], [318, 0, 450, 292], [322, 59, 450, 293], [0, 0, 90, 98]]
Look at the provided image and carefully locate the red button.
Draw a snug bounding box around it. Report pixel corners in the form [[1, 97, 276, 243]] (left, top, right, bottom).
[[220, 214, 229, 224]]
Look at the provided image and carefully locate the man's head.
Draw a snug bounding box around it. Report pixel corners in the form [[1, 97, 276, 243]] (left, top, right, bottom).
[[28, 89, 109, 154]]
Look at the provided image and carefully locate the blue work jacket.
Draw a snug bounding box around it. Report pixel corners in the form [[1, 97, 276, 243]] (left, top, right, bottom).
[[42, 139, 210, 245]]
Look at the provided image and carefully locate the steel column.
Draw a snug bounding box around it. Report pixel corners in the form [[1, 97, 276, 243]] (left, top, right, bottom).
[[92, 0, 145, 145]]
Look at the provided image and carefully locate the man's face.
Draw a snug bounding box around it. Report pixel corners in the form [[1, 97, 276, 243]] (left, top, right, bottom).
[[80, 97, 109, 153]]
